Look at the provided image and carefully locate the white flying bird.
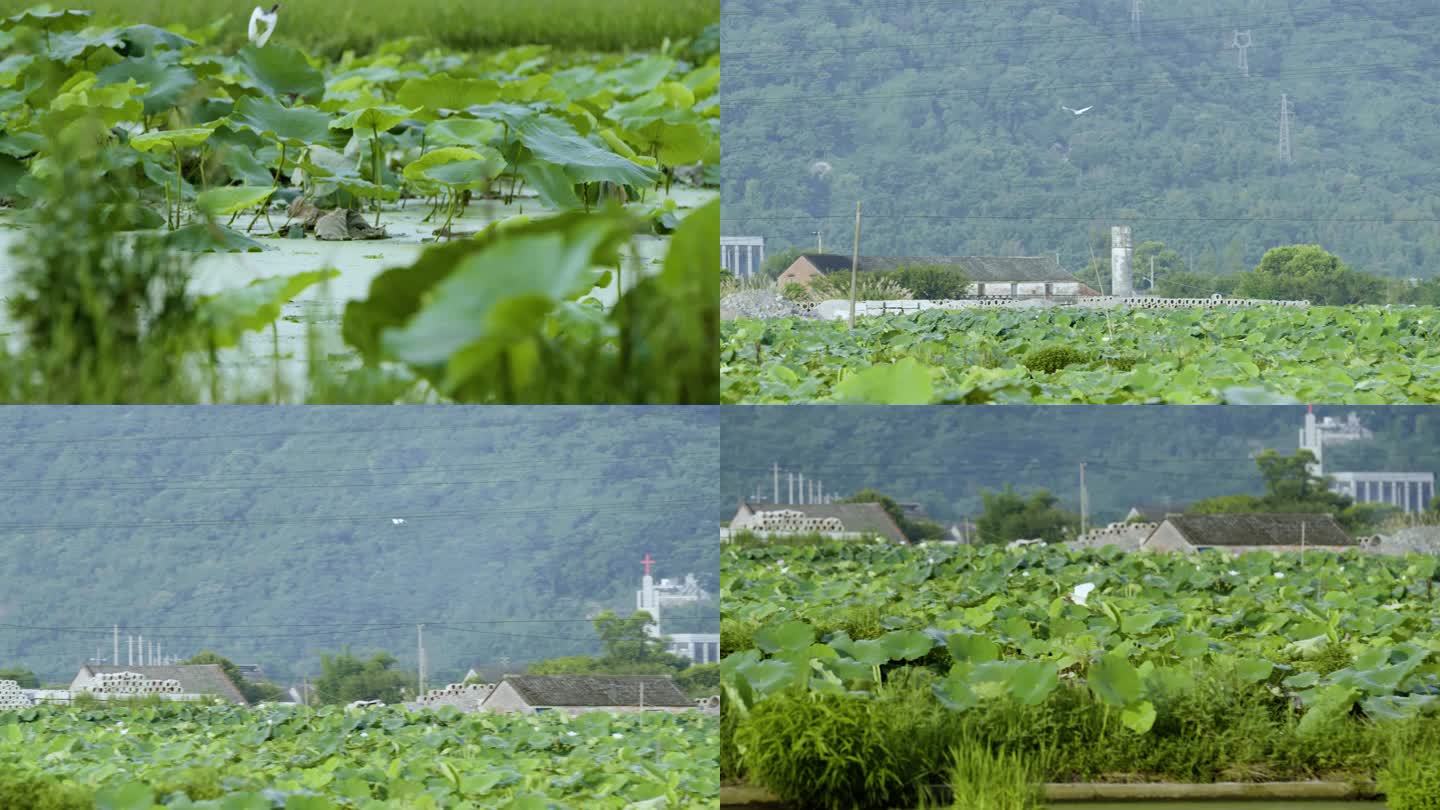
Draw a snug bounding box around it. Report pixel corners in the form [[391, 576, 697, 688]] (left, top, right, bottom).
[[1070, 582, 1097, 606], [1061, 105, 1094, 116], [391, 518, 405, 525], [249, 4, 280, 47]]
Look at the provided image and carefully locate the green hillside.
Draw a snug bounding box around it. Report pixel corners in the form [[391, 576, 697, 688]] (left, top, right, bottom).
[[0, 407, 719, 683], [722, 0, 1440, 280], [719, 406, 1440, 524]]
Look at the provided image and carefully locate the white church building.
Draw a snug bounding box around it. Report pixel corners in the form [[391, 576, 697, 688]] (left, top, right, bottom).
[[636, 554, 719, 664], [1301, 408, 1436, 513]]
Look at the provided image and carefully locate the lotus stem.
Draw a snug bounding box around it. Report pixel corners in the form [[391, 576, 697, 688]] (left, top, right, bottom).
[[248, 141, 286, 233], [172, 143, 184, 228], [371, 122, 382, 227]]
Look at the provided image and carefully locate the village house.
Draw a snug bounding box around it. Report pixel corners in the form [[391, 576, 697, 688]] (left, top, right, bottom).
[[479, 675, 693, 715], [774, 253, 1097, 298], [727, 500, 909, 544], [1139, 513, 1357, 554], [70, 664, 248, 705]]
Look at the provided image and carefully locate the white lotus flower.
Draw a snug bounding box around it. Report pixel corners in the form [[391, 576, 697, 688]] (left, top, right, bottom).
[[611, 732, 623, 739], [1071, 582, 1096, 606], [1228, 570, 1239, 576], [391, 518, 405, 525], [566, 731, 578, 737], [248, 4, 279, 47], [1274, 572, 1285, 579]]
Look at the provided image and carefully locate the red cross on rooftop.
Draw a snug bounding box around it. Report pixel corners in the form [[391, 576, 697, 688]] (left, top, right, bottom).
[[641, 553, 655, 577]]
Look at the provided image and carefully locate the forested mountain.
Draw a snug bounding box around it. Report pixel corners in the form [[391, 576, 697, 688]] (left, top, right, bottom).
[[720, 406, 1440, 524], [722, 0, 1440, 280], [0, 407, 719, 682]]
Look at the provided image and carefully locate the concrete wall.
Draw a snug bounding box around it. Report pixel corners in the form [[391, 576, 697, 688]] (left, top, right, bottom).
[[1140, 523, 1193, 552]]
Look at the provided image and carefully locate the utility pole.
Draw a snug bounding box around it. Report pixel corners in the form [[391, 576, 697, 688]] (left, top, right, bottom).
[[773, 463, 780, 503], [1300, 521, 1307, 569], [1079, 462, 1089, 537], [1130, 0, 1142, 39], [848, 201, 862, 329], [417, 624, 426, 697], [1278, 94, 1294, 163], [788, 472, 794, 504], [639, 680, 645, 711], [813, 230, 823, 253], [1231, 30, 1252, 77], [113, 625, 119, 666], [798, 472, 806, 505], [1149, 256, 1155, 292]]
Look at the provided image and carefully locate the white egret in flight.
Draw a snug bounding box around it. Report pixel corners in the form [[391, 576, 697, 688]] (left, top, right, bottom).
[[1061, 105, 1093, 116], [249, 4, 279, 47], [391, 518, 405, 525]]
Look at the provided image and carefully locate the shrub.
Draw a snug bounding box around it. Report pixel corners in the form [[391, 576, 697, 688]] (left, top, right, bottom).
[[806, 273, 914, 302], [0, 771, 91, 810], [1022, 346, 1088, 374], [1380, 732, 1440, 810], [883, 265, 971, 300]]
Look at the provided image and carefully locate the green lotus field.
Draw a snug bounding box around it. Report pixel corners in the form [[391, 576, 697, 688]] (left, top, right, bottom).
[[0, 702, 719, 808], [720, 307, 1440, 405], [0, 7, 718, 403], [721, 541, 1440, 809]]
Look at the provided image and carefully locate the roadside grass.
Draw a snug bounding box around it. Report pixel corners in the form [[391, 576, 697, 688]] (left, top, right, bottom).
[[0, 0, 719, 55]]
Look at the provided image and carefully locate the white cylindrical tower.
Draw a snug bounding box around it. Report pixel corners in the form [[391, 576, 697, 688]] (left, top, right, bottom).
[[1111, 226, 1134, 297]]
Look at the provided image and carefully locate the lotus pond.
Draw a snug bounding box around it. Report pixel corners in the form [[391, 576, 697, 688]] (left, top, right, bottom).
[[720, 542, 1440, 809], [0, 7, 719, 403], [719, 307, 1440, 404], [0, 702, 719, 808]]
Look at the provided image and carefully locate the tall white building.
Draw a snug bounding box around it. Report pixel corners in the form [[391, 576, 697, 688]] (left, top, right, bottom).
[[635, 555, 719, 664], [1299, 408, 1434, 513]]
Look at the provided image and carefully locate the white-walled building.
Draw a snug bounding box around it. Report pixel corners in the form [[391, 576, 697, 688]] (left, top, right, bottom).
[[635, 555, 718, 664]]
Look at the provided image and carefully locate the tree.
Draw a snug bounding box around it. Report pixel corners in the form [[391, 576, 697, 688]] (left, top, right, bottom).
[[975, 487, 1079, 544], [0, 668, 38, 688], [185, 651, 285, 704], [845, 489, 946, 541], [1233, 245, 1384, 305], [1186, 450, 1395, 532], [1151, 270, 1239, 299], [528, 610, 691, 677], [313, 650, 414, 705], [1132, 240, 1188, 292], [882, 265, 971, 299], [762, 247, 806, 280]]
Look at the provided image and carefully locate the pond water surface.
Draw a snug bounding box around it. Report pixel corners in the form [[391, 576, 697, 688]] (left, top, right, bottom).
[[0, 186, 716, 400]]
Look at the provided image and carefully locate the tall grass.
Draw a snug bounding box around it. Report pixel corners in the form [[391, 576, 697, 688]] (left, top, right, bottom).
[[0, 0, 719, 55], [939, 738, 1044, 810]]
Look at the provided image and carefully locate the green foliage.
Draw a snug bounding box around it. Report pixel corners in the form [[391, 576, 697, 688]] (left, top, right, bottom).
[[1234, 245, 1385, 305], [723, 542, 1440, 807], [0, 407, 717, 681], [0, 0, 717, 56], [780, 282, 810, 302], [976, 488, 1078, 544], [1021, 345, 1087, 374], [343, 200, 718, 403], [1379, 729, 1440, 810], [0, 703, 718, 807], [313, 650, 413, 705], [2, 125, 200, 402], [946, 739, 1043, 810], [673, 663, 719, 697], [883, 265, 971, 300], [0, 667, 39, 688], [721, 306, 1440, 403], [1188, 449, 1395, 533], [722, 0, 1440, 278], [0, 770, 91, 810], [762, 246, 806, 279], [805, 272, 913, 302]]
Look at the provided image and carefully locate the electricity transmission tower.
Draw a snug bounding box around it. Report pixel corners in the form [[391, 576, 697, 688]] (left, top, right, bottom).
[[1278, 93, 1294, 163], [1130, 0, 1142, 39], [1231, 30, 1252, 77]]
